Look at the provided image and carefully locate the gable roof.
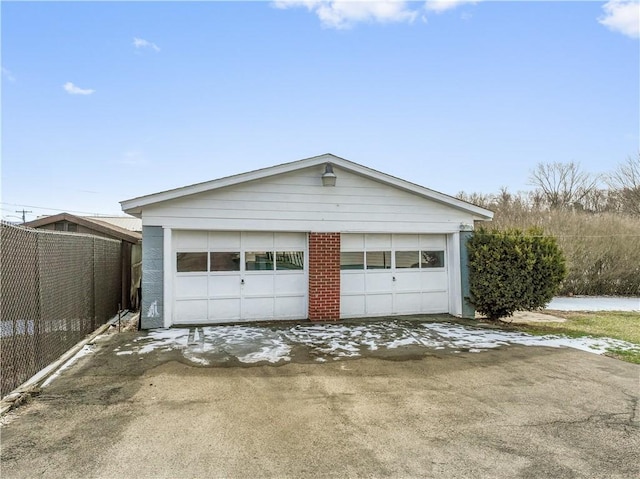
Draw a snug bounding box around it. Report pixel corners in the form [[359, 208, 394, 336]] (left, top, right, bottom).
[[120, 153, 493, 220], [24, 213, 142, 244]]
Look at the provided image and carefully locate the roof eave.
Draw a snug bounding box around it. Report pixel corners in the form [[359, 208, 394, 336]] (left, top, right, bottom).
[[24, 213, 141, 243]]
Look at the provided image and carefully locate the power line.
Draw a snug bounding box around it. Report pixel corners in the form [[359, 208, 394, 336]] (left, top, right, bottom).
[[0, 202, 122, 216], [15, 209, 32, 223]]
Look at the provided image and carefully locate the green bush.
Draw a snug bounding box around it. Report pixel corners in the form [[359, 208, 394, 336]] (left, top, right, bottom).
[[467, 227, 567, 320]]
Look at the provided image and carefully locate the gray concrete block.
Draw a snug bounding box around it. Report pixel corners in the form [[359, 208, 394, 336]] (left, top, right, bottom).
[[141, 290, 163, 309], [144, 259, 164, 272], [143, 247, 163, 260], [140, 290, 163, 330], [143, 235, 163, 248], [141, 290, 163, 303], [143, 270, 164, 284], [459, 231, 475, 319], [140, 226, 165, 330], [142, 226, 164, 238], [140, 316, 163, 329]]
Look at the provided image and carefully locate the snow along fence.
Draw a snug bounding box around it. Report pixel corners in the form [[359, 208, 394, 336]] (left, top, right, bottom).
[[0, 222, 122, 397]]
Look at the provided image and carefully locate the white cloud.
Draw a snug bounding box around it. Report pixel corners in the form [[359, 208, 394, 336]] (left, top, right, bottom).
[[63, 82, 95, 95], [2, 67, 16, 82], [599, 0, 640, 38], [133, 37, 161, 52], [273, 0, 419, 29], [425, 0, 479, 14]]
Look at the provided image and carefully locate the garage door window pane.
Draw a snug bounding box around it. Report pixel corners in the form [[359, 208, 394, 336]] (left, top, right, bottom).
[[276, 251, 304, 270], [421, 251, 445, 268], [395, 251, 419, 268], [367, 251, 391, 269], [177, 252, 208, 272], [245, 251, 274, 271], [341, 252, 364, 270], [210, 252, 240, 271]]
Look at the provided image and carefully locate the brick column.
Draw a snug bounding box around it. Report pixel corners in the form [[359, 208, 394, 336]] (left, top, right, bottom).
[[308, 233, 341, 321]]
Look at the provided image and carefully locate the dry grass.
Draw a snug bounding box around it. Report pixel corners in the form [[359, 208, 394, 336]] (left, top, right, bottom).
[[509, 310, 640, 364], [535, 310, 640, 344], [477, 209, 640, 296]]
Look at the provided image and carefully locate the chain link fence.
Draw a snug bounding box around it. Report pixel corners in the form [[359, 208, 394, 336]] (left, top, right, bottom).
[[1, 223, 122, 397]]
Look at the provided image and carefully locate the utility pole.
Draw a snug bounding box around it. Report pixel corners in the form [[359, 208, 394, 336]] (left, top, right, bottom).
[[15, 209, 32, 223]]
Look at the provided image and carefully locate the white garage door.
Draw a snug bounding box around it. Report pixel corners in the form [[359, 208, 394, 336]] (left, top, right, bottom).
[[340, 234, 449, 318], [173, 231, 307, 324]]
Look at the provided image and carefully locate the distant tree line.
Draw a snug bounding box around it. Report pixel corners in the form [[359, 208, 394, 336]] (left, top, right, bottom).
[[458, 154, 640, 296], [458, 154, 640, 216]]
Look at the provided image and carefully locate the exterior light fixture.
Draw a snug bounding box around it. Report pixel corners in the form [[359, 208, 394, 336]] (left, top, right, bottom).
[[321, 163, 337, 187]]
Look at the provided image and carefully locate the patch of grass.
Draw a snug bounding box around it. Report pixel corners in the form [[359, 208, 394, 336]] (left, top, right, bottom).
[[606, 349, 640, 364], [504, 310, 640, 364], [537, 310, 640, 344]]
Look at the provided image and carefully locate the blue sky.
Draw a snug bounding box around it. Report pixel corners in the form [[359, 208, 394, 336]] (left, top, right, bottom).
[[2, 1, 639, 220]]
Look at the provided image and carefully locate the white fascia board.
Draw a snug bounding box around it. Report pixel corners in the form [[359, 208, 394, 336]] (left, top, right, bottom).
[[120, 153, 494, 220]]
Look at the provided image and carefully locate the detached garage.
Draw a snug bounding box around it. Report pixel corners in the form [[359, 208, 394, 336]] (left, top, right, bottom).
[[121, 154, 493, 329]]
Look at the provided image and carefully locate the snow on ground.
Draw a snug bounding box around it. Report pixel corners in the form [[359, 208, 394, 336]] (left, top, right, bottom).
[[118, 321, 640, 366], [547, 296, 640, 312], [41, 343, 96, 387]]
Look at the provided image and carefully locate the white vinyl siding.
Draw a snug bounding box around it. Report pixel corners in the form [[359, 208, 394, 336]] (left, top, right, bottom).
[[142, 166, 475, 233]]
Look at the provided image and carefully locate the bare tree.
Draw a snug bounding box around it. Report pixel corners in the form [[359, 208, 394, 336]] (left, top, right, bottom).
[[607, 153, 640, 216], [456, 191, 493, 209], [528, 161, 600, 210], [579, 188, 619, 214]]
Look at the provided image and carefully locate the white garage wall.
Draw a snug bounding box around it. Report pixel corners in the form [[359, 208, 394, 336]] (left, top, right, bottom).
[[142, 165, 477, 234]]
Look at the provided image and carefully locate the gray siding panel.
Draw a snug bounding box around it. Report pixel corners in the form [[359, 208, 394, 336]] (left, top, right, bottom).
[[141, 226, 164, 329], [459, 231, 475, 319]]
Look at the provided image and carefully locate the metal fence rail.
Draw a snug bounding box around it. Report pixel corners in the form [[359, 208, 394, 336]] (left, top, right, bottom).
[[1, 223, 122, 397]]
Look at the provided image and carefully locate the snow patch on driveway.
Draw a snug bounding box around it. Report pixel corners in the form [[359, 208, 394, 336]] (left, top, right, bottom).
[[117, 321, 640, 366], [41, 344, 95, 387], [422, 323, 634, 355]]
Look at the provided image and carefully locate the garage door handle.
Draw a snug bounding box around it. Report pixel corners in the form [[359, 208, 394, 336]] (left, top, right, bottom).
[[392, 276, 396, 282], [241, 279, 245, 285]]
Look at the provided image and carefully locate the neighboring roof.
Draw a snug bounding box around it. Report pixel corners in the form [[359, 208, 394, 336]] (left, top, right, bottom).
[[24, 213, 141, 243], [121, 153, 494, 220], [84, 215, 142, 232]]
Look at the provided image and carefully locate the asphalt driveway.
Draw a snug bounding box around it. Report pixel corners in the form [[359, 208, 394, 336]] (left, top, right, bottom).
[[1, 318, 639, 479]]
